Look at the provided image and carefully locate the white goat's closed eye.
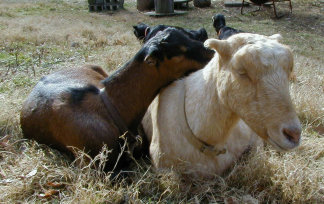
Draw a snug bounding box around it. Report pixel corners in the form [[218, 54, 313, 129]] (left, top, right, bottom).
[[237, 69, 247, 75], [235, 68, 250, 79]]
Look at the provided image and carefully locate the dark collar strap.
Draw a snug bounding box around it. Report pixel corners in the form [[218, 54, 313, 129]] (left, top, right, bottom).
[[182, 82, 226, 157], [217, 29, 222, 38], [144, 27, 149, 37], [100, 89, 130, 136], [99, 89, 144, 167]]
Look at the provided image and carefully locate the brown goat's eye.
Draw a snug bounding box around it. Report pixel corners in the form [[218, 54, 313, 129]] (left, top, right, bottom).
[[159, 41, 167, 46], [172, 55, 184, 63], [179, 46, 187, 53]]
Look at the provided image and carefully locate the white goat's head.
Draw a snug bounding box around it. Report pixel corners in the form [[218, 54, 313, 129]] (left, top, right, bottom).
[[205, 33, 301, 150]]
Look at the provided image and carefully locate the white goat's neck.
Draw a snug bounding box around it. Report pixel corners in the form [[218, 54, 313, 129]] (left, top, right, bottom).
[[184, 56, 239, 146]]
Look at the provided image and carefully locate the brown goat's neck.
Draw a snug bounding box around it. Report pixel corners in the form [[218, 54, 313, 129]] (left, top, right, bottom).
[[102, 60, 163, 131]]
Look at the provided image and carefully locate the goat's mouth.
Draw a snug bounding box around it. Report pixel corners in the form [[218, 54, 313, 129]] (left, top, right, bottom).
[[266, 129, 300, 151], [267, 136, 289, 151]]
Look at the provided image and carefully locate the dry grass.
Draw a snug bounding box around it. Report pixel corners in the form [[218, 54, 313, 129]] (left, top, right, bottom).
[[0, 0, 323, 203]]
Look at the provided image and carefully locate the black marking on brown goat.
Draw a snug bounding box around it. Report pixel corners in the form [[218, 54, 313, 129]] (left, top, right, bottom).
[[68, 85, 99, 105]]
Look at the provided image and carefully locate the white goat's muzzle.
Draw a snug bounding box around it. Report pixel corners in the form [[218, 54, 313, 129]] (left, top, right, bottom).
[[267, 118, 302, 151]]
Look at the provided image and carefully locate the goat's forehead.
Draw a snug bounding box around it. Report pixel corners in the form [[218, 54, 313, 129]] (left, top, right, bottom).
[[232, 41, 293, 74], [145, 29, 189, 46], [235, 37, 291, 60], [229, 33, 268, 42], [248, 41, 290, 58], [229, 33, 280, 49]]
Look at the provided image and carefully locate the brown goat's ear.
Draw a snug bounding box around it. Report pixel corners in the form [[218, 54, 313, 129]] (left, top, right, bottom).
[[145, 46, 159, 66], [204, 39, 230, 60], [268, 34, 283, 42], [144, 55, 157, 66]]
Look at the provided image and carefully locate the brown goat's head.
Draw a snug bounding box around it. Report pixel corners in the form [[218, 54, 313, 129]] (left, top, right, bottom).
[[205, 33, 301, 151], [139, 27, 214, 81], [133, 23, 208, 43]]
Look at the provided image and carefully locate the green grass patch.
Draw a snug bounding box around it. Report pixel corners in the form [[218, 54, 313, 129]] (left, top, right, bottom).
[[12, 76, 35, 88], [0, 10, 16, 17], [0, 84, 10, 94], [0, 51, 11, 60]]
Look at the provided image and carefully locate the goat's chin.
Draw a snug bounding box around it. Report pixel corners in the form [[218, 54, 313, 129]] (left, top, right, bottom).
[[266, 130, 300, 151]]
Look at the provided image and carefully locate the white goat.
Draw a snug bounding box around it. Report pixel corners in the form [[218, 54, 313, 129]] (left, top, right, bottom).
[[142, 33, 301, 176]]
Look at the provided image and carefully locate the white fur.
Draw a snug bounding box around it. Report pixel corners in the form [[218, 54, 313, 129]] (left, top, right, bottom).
[[142, 33, 301, 176]]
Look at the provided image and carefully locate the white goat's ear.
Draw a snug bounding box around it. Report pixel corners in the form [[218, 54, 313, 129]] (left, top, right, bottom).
[[204, 39, 230, 60], [268, 34, 283, 42]]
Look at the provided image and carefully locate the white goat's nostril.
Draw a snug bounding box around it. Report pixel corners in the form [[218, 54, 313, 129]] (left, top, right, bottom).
[[283, 127, 301, 144]]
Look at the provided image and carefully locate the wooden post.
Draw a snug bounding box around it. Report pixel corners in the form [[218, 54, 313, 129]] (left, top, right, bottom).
[[154, 0, 174, 14], [137, 0, 154, 11], [193, 0, 211, 7]]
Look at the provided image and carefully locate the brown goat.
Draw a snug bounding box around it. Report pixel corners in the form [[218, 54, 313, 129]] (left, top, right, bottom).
[[20, 28, 214, 170]]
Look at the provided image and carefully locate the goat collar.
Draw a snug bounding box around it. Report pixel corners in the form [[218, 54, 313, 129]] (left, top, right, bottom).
[[100, 89, 143, 157], [100, 89, 133, 136], [217, 29, 222, 38], [182, 82, 226, 157], [144, 27, 149, 38]]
